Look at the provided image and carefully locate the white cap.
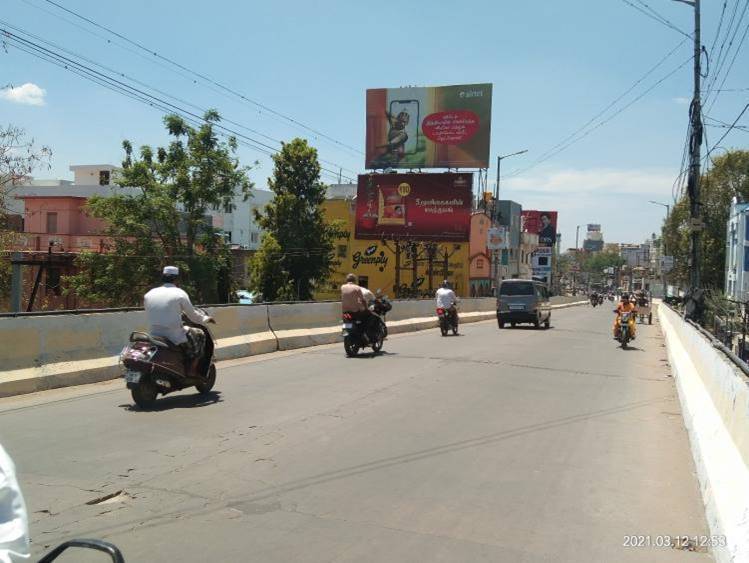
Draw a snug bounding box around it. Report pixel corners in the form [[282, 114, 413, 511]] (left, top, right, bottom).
[[163, 266, 179, 276]]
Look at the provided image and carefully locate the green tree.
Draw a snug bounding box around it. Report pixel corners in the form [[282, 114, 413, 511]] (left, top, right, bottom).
[[66, 110, 253, 305], [582, 251, 625, 275], [0, 125, 52, 304], [252, 138, 333, 300], [249, 233, 293, 301], [662, 149, 749, 289]]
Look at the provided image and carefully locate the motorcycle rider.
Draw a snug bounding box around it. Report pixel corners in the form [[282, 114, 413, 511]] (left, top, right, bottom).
[[436, 280, 458, 326], [144, 266, 215, 373], [341, 273, 378, 341], [613, 292, 637, 340]]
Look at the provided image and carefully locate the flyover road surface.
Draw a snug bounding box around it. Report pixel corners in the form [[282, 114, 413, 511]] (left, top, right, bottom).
[[0, 305, 710, 562]]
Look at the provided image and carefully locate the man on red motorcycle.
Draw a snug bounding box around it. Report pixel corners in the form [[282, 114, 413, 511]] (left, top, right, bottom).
[[435, 280, 458, 325]]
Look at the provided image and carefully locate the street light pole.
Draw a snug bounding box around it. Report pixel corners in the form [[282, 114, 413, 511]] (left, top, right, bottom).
[[650, 200, 671, 299], [493, 149, 528, 286], [495, 149, 528, 203]]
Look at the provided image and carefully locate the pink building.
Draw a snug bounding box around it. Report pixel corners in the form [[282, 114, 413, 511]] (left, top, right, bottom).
[[18, 195, 108, 253], [469, 211, 494, 297]]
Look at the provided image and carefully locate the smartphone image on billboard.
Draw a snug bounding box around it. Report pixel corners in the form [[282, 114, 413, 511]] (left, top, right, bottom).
[[389, 100, 419, 155]]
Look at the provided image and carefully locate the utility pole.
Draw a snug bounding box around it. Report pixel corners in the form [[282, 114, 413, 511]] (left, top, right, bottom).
[[675, 0, 702, 290]]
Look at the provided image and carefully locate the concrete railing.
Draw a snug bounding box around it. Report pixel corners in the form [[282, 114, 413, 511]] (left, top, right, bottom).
[[0, 296, 586, 398], [659, 304, 749, 563]]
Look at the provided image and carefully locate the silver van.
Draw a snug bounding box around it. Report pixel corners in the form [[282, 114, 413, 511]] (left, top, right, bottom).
[[496, 279, 551, 329]]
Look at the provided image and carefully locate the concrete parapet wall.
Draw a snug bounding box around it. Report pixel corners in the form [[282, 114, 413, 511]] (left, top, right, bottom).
[[659, 304, 749, 563], [0, 297, 584, 398]]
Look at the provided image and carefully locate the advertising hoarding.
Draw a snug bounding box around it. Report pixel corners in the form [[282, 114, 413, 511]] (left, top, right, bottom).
[[587, 223, 601, 232], [521, 210, 558, 247], [487, 226, 509, 250], [366, 83, 492, 169], [355, 173, 472, 241]]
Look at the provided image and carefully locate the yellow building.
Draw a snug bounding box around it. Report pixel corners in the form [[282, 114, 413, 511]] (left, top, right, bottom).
[[317, 193, 470, 300]]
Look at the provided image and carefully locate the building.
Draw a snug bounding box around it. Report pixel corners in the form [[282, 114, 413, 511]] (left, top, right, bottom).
[[5, 164, 272, 310], [496, 200, 522, 279], [469, 211, 493, 296], [8, 164, 272, 251], [725, 198, 749, 301], [582, 224, 604, 252], [620, 243, 649, 268], [319, 184, 470, 299]]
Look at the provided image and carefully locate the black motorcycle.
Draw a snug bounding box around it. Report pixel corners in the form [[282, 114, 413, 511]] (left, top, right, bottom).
[[437, 306, 459, 336], [372, 296, 392, 338], [342, 310, 385, 357], [120, 308, 217, 408]]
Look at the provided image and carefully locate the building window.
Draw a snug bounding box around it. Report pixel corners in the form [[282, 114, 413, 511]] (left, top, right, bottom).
[[476, 258, 484, 269], [337, 244, 347, 258], [250, 232, 259, 243], [46, 212, 58, 234], [99, 170, 110, 185], [46, 267, 61, 296]]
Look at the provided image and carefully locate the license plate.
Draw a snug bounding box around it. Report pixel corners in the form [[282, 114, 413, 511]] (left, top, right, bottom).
[[509, 304, 525, 310], [124, 371, 141, 383], [343, 323, 353, 329]]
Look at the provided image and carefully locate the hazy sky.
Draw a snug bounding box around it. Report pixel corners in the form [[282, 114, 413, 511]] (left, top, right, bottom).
[[2, 0, 748, 244]]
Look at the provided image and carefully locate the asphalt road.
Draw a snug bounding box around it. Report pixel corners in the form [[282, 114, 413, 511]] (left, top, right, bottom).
[[0, 304, 710, 562]]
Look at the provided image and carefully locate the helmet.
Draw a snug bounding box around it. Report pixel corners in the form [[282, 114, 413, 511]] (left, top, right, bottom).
[[441, 280, 450, 289], [621, 292, 630, 300]]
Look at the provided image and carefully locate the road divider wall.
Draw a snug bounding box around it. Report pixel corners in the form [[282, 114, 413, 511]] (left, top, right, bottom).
[[0, 297, 586, 398], [659, 304, 749, 563]]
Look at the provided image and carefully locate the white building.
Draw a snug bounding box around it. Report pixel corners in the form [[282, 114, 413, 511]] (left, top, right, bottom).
[[7, 164, 272, 250], [725, 198, 749, 301]]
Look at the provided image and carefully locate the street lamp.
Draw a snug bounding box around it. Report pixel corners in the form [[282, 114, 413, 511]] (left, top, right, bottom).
[[495, 149, 528, 202]]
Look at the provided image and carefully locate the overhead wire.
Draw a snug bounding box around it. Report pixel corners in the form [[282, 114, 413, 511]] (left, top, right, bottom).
[[619, 0, 692, 38], [26, 0, 364, 157], [1, 28, 353, 184], [507, 51, 694, 179]]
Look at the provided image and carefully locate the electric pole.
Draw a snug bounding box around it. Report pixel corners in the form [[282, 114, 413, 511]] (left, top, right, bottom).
[[675, 0, 702, 291]]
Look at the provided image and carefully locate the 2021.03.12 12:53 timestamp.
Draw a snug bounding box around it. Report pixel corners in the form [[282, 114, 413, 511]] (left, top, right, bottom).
[[623, 535, 726, 549]]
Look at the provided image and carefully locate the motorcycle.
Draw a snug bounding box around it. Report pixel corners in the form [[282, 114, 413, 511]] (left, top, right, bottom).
[[120, 309, 217, 408], [372, 295, 392, 339], [590, 295, 598, 307], [598, 295, 605, 305], [342, 310, 385, 357], [437, 306, 459, 336], [615, 311, 636, 349]]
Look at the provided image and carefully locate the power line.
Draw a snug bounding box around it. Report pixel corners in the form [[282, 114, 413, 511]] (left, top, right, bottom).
[[29, 0, 364, 157], [706, 15, 749, 112], [507, 51, 694, 179], [619, 0, 692, 38], [704, 0, 749, 108], [0, 20, 358, 179], [1, 28, 354, 184], [706, 103, 749, 150]]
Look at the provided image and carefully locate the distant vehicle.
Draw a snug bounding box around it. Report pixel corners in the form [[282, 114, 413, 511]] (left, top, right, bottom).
[[235, 290, 257, 304], [496, 279, 551, 329]]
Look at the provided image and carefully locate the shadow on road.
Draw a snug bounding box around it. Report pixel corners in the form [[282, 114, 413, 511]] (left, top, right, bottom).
[[119, 391, 222, 412]]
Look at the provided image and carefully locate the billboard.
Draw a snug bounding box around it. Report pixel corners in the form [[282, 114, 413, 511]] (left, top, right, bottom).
[[487, 226, 509, 250], [587, 223, 601, 232], [366, 83, 492, 169], [355, 173, 472, 241], [521, 210, 558, 247]]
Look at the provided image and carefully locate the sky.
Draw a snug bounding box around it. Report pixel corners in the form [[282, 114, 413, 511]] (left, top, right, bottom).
[[1, 0, 748, 245]]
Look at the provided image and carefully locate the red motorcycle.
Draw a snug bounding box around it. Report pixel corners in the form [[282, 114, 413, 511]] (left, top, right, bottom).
[[120, 309, 217, 408]]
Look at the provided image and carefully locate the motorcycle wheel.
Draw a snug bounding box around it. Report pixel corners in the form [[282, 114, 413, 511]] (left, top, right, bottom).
[[440, 321, 448, 337], [497, 318, 505, 329], [452, 322, 458, 335], [196, 364, 216, 394], [648, 313, 653, 325], [131, 379, 158, 409], [621, 331, 629, 349], [344, 336, 359, 357], [372, 332, 384, 354]]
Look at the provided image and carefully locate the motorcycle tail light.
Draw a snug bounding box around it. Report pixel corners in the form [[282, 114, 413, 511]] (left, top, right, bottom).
[[436, 308, 445, 315], [342, 313, 353, 321]]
